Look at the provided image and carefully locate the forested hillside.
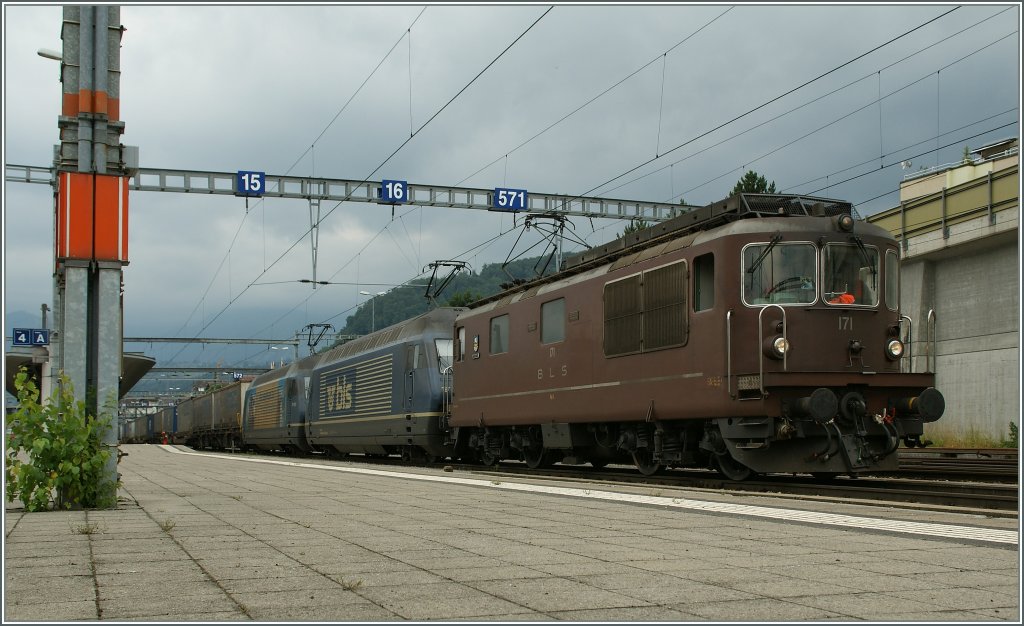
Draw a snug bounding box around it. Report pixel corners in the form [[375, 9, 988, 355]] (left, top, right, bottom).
[[333, 255, 553, 342]]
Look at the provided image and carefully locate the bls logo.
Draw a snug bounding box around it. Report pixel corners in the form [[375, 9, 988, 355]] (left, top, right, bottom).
[[326, 376, 353, 412]]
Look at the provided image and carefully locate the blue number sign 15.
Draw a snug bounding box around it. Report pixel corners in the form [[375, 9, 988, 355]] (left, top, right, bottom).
[[237, 171, 265, 196]]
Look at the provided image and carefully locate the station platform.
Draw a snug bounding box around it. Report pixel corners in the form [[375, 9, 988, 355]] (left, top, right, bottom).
[[4, 444, 1020, 622]]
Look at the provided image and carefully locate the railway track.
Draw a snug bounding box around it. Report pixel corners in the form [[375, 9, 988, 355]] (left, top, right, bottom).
[[457, 462, 1019, 515], [203, 446, 1018, 515], [896, 447, 1018, 481]]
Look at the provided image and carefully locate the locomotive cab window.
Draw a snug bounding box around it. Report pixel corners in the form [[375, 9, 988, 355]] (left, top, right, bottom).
[[541, 298, 565, 344], [742, 242, 816, 306], [823, 242, 879, 306], [456, 326, 465, 362], [435, 339, 453, 371], [885, 249, 899, 311], [490, 314, 509, 354], [406, 343, 426, 369]]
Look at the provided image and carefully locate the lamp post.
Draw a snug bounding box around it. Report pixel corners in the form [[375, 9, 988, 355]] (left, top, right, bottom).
[[359, 291, 385, 332], [271, 346, 290, 366]]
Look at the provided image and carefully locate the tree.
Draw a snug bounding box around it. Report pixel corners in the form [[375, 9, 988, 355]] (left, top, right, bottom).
[[961, 145, 972, 164], [730, 170, 776, 196], [619, 217, 651, 238], [446, 290, 483, 307]]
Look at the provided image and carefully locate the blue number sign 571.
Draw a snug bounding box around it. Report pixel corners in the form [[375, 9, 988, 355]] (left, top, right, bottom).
[[493, 188, 528, 211]]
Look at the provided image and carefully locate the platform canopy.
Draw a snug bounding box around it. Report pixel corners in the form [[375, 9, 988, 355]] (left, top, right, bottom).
[[5, 349, 155, 401]]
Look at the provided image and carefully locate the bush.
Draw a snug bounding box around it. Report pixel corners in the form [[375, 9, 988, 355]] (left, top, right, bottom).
[[1000, 422, 1018, 449], [5, 368, 117, 511]]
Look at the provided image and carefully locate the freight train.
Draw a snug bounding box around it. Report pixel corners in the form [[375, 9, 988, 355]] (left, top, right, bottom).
[[122, 193, 945, 479]]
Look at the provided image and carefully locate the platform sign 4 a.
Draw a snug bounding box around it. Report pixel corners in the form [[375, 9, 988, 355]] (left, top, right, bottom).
[[12, 328, 49, 347]]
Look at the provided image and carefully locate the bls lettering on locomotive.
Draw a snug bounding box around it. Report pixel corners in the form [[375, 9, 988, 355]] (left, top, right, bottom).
[[323, 371, 355, 414]]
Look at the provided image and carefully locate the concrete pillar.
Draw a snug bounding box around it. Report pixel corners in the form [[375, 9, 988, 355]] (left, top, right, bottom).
[[95, 264, 122, 482], [899, 259, 934, 373], [49, 5, 128, 505], [59, 261, 91, 396]]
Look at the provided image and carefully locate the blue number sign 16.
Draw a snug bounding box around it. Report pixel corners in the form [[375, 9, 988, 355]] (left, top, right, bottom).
[[493, 188, 528, 211], [236, 171, 265, 197], [381, 180, 407, 204]]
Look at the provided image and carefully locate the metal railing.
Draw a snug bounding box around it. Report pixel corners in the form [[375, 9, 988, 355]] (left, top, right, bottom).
[[899, 314, 913, 374], [926, 309, 937, 373], [725, 310, 733, 399]]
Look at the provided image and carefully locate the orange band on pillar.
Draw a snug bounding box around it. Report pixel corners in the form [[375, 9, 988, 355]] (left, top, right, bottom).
[[94, 91, 108, 116], [107, 97, 120, 122], [78, 89, 94, 113], [62, 93, 80, 116], [94, 175, 129, 262], [56, 172, 95, 260]]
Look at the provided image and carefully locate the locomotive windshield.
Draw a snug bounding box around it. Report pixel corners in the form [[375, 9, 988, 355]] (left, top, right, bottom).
[[742, 242, 817, 305], [435, 339, 453, 371], [823, 243, 879, 306]]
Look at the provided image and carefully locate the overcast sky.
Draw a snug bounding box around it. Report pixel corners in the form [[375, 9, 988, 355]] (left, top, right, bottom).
[[3, 2, 1021, 371]]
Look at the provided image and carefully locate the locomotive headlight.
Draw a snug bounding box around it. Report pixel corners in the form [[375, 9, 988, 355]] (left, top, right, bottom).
[[764, 335, 790, 360], [837, 214, 855, 232], [885, 338, 904, 360]]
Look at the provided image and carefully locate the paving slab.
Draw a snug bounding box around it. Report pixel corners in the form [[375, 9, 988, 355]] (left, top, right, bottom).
[[3, 443, 1019, 622]]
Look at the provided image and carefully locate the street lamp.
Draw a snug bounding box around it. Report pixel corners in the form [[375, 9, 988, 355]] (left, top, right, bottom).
[[359, 291, 385, 332], [271, 346, 290, 366]]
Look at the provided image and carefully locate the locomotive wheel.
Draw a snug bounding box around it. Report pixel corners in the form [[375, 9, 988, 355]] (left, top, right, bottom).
[[480, 451, 500, 467], [589, 459, 609, 469], [714, 454, 754, 481], [523, 447, 550, 469], [631, 448, 662, 476]]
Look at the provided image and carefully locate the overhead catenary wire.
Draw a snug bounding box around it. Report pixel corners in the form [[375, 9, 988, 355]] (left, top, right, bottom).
[[572, 6, 961, 204], [560, 109, 1017, 257], [782, 107, 1017, 193], [166, 6, 429, 346], [801, 122, 1018, 198], [172, 4, 1011, 368], [597, 13, 1015, 203], [455, 5, 735, 187], [182, 7, 554, 364], [671, 31, 1018, 201]]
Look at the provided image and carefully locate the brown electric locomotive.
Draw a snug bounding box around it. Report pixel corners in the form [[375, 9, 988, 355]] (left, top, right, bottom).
[[448, 193, 944, 479]]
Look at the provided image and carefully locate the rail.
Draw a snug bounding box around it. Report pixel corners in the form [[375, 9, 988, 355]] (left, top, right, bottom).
[[898, 447, 1018, 480]]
